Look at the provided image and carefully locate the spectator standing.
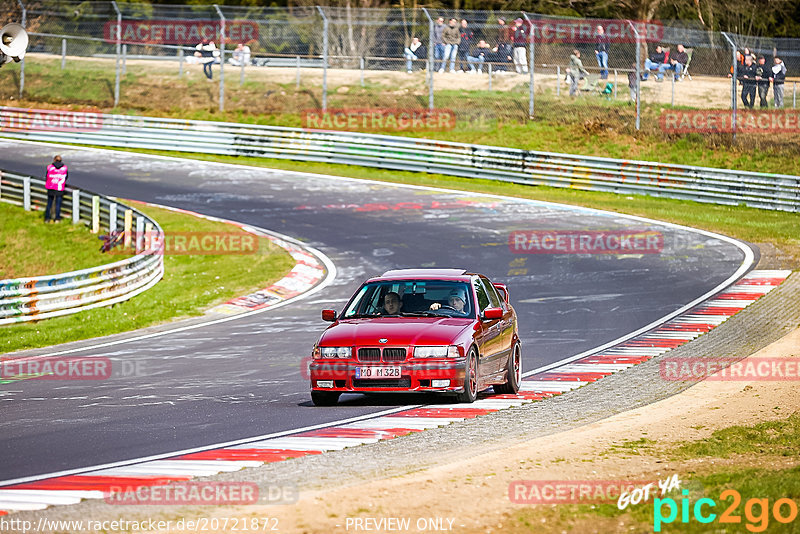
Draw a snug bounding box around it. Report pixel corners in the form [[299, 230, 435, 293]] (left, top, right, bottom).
[[567, 49, 589, 97], [494, 18, 513, 72], [433, 17, 445, 71], [642, 45, 665, 80], [457, 19, 474, 72], [44, 155, 68, 223], [754, 55, 770, 108], [771, 56, 787, 108], [512, 18, 528, 74], [227, 43, 251, 67], [729, 50, 744, 78], [594, 25, 610, 79], [403, 37, 426, 73], [738, 54, 757, 109], [440, 18, 461, 73], [194, 39, 218, 80], [467, 40, 491, 73]]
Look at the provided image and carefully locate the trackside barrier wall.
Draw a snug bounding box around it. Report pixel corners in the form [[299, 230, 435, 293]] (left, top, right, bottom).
[[0, 169, 165, 325], [0, 108, 798, 212]]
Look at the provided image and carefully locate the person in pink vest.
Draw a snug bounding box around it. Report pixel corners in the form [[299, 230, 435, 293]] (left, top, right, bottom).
[[44, 155, 68, 223]]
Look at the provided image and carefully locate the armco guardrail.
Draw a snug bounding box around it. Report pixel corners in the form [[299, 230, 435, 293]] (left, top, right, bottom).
[[0, 169, 164, 325], [0, 107, 798, 212]]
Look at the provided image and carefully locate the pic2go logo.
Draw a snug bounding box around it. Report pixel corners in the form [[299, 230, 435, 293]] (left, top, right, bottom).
[[654, 489, 799, 532]]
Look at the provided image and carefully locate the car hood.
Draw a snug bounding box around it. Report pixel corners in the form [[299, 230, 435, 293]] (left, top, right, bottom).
[[319, 317, 473, 347]]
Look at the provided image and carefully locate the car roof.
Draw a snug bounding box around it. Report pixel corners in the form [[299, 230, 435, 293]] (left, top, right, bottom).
[[373, 268, 472, 282]]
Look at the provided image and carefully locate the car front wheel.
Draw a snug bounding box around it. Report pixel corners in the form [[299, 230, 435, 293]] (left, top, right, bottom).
[[456, 348, 479, 403]]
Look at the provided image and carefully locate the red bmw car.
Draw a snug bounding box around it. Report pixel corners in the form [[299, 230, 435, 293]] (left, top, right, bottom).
[[309, 269, 520, 406]]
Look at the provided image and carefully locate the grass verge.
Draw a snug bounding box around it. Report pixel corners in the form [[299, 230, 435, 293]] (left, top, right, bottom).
[[509, 414, 800, 533], [0, 201, 131, 279], [0, 203, 296, 354]]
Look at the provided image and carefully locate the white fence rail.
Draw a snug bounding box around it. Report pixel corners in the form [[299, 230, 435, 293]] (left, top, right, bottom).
[[0, 107, 798, 212], [0, 169, 164, 325]]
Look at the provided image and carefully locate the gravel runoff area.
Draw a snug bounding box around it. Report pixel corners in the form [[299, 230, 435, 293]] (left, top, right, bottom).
[[8, 260, 798, 532]]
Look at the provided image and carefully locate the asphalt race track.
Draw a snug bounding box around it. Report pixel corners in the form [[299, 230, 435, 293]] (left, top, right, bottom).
[[0, 141, 753, 483]]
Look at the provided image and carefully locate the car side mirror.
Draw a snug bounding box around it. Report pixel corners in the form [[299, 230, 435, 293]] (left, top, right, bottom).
[[322, 309, 337, 322], [483, 307, 503, 320]]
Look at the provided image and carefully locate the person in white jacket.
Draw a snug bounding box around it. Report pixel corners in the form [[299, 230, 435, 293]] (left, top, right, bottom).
[[194, 39, 218, 80]]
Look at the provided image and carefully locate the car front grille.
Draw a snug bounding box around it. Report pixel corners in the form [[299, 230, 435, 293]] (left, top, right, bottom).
[[357, 347, 408, 362], [353, 378, 411, 388], [357, 348, 381, 362], [382, 348, 407, 362]]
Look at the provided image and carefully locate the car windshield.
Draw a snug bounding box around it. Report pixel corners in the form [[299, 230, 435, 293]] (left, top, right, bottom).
[[342, 280, 474, 319]]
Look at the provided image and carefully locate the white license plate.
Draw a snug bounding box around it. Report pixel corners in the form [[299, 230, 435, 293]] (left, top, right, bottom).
[[355, 366, 402, 379]]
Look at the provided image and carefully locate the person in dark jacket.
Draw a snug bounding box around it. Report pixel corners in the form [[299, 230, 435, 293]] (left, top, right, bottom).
[[457, 19, 474, 72], [738, 55, 757, 109], [493, 18, 513, 72], [642, 45, 665, 80], [194, 39, 218, 80], [754, 55, 771, 108], [44, 155, 68, 223], [594, 25, 610, 79], [403, 37, 426, 73], [658, 44, 688, 81], [770, 56, 787, 108]]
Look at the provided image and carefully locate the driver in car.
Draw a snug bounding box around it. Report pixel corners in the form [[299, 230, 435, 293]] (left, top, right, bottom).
[[382, 291, 403, 315], [430, 288, 467, 313]]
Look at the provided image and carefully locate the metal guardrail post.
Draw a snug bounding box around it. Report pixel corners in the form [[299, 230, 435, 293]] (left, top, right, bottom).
[[671, 73, 675, 106], [794, 81, 797, 108], [179, 47, 184, 77], [92, 195, 100, 233], [627, 21, 641, 131], [111, 1, 121, 107], [296, 55, 301, 88], [316, 6, 329, 112], [17, 0, 26, 99], [61, 38, 66, 70], [360, 57, 365, 87], [109, 203, 118, 232], [22, 176, 30, 210], [122, 44, 127, 75], [136, 215, 144, 253], [72, 189, 80, 224], [488, 63, 493, 91], [421, 7, 435, 111], [556, 65, 560, 96], [240, 54, 245, 86], [523, 12, 534, 119], [721, 32, 737, 140], [214, 4, 226, 113], [124, 209, 132, 247], [613, 69, 618, 99]]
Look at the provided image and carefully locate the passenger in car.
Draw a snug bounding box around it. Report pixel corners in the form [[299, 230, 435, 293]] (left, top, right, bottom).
[[430, 289, 467, 313], [382, 292, 403, 315]]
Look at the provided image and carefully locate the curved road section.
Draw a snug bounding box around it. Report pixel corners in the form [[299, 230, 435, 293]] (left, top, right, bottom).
[[0, 141, 753, 483]]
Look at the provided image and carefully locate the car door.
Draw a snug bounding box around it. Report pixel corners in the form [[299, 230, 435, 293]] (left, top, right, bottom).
[[482, 277, 513, 365], [473, 277, 503, 375]]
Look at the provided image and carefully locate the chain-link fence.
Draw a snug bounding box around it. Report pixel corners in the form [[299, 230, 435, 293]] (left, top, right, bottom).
[[2, 2, 800, 141]]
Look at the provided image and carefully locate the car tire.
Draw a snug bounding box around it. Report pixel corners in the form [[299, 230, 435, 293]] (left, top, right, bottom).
[[311, 390, 341, 406], [494, 343, 521, 395], [456, 348, 479, 403]]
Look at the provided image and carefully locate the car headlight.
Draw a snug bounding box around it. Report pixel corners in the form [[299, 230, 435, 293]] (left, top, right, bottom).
[[414, 345, 460, 358], [316, 346, 352, 359]]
